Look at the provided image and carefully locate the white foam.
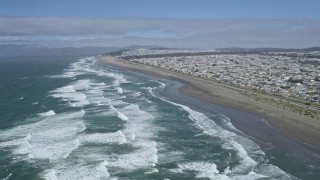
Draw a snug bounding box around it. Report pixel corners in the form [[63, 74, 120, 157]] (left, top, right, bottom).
[[171, 161, 270, 179], [116, 87, 123, 94], [95, 71, 128, 86], [141, 87, 153, 92], [223, 140, 257, 170], [117, 111, 129, 121], [159, 82, 166, 90], [217, 113, 243, 134], [171, 162, 231, 180], [43, 170, 57, 180], [145, 168, 159, 174], [84, 81, 112, 106], [0, 134, 32, 148], [109, 99, 124, 106], [16, 56, 291, 179], [72, 79, 90, 90], [87, 93, 111, 106], [106, 102, 159, 172], [175, 103, 260, 173], [0, 135, 33, 159], [38, 110, 56, 117], [80, 130, 127, 145], [64, 71, 83, 78], [132, 92, 141, 97], [150, 94, 292, 179], [50, 77, 114, 107], [0, 110, 86, 162], [103, 72, 127, 83], [87, 88, 103, 95], [52, 56, 119, 83], [153, 80, 166, 91], [109, 141, 158, 171], [223, 166, 231, 175], [92, 82, 106, 86], [50, 71, 84, 78], [43, 160, 110, 180], [51, 85, 90, 107], [2, 173, 12, 180], [118, 104, 155, 140], [28, 138, 80, 161], [232, 171, 268, 180], [50, 57, 97, 79], [110, 106, 128, 121], [52, 85, 75, 93]]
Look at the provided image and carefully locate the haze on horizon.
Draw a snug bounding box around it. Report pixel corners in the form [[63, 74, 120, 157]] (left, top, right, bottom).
[[1, 0, 320, 49]]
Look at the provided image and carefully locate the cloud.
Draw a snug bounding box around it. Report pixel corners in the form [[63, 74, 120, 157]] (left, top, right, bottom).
[[0, 17, 319, 48]]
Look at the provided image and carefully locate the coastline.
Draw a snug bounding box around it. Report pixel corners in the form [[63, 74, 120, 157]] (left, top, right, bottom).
[[98, 55, 320, 150]]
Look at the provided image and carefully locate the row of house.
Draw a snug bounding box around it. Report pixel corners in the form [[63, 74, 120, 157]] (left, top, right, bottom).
[[117, 49, 320, 102]]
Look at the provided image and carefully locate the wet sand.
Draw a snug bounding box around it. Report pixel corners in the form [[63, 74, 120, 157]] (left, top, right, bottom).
[[99, 56, 320, 151]]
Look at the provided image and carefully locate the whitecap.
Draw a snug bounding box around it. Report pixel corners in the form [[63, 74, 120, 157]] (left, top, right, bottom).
[[110, 106, 129, 121], [117, 104, 155, 140], [50, 85, 90, 107], [150, 93, 292, 179], [80, 130, 127, 145], [108, 141, 158, 171], [141, 87, 153, 92], [106, 102, 159, 172], [152, 80, 166, 91], [2, 173, 12, 180], [0, 134, 32, 150], [52, 85, 75, 93], [116, 87, 123, 94], [50, 57, 97, 79], [171, 162, 231, 180], [72, 79, 90, 90], [145, 168, 159, 174], [43, 160, 110, 180], [38, 110, 56, 117], [0, 110, 86, 162]]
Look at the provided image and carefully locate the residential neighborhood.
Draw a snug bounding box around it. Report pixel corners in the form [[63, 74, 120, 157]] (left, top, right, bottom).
[[117, 48, 320, 103]]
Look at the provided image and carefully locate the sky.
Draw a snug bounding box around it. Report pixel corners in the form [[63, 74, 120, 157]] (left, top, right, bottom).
[[0, 0, 320, 48]]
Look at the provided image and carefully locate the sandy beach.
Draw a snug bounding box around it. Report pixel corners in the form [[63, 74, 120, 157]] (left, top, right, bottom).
[[99, 56, 320, 150]]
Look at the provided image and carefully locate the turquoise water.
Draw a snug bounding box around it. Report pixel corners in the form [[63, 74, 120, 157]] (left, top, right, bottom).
[[0, 56, 318, 179]]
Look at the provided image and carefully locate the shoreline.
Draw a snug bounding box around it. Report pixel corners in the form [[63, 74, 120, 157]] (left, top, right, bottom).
[[99, 55, 320, 150]]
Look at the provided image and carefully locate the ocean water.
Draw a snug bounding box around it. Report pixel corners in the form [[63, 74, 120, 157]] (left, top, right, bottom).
[[0, 56, 318, 180]]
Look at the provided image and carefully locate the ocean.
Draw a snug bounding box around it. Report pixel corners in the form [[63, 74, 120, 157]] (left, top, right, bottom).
[[0, 56, 319, 180]]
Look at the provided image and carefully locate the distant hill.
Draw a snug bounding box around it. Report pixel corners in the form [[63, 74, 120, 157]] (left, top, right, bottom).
[[0, 44, 168, 56], [216, 47, 320, 52], [2, 44, 319, 57], [0, 44, 120, 56], [104, 46, 171, 57], [123, 45, 167, 50], [104, 46, 320, 59], [306, 47, 320, 51]]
